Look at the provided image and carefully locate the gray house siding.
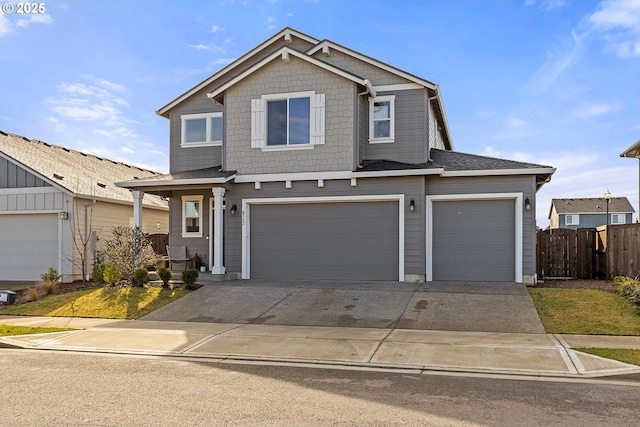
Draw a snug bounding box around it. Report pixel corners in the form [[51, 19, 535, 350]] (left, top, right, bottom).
[[0, 156, 50, 188], [224, 56, 355, 174], [559, 213, 633, 229], [168, 89, 224, 174], [222, 176, 425, 278], [425, 175, 537, 281], [363, 89, 429, 164]]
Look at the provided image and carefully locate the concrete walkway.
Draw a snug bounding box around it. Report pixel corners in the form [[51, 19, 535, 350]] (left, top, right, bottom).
[[2, 316, 640, 378]]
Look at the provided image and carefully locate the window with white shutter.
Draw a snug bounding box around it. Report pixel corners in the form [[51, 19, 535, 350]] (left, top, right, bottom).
[[251, 91, 325, 150]]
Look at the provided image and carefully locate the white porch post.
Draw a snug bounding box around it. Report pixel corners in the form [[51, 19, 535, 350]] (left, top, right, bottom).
[[132, 191, 144, 228], [211, 187, 226, 274]]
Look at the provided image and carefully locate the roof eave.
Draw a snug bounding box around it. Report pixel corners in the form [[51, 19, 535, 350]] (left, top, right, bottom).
[[620, 139, 640, 158]]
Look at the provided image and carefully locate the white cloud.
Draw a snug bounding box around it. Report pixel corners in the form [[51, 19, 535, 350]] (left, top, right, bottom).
[[525, 0, 567, 11], [211, 25, 223, 33], [0, 14, 10, 36], [588, 0, 640, 57], [189, 43, 210, 50], [571, 101, 617, 118], [525, 31, 584, 94], [488, 116, 534, 141], [16, 13, 52, 28]]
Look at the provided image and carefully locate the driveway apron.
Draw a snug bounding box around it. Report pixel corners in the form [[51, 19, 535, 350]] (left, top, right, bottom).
[[140, 280, 545, 334]]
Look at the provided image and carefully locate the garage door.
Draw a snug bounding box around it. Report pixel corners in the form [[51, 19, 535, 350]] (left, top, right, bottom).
[[432, 199, 515, 281], [250, 201, 399, 280], [0, 214, 59, 281]]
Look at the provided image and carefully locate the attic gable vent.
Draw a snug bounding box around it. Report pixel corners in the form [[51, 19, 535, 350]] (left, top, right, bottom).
[[0, 130, 7, 136], [53, 173, 64, 180], [97, 182, 106, 188]]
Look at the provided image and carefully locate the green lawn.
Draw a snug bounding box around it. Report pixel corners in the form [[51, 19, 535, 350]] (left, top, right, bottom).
[[0, 287, 192, 320], [1, 325, 76, 337], [529, 288, 640, 335], [576, 348, 640, 367]]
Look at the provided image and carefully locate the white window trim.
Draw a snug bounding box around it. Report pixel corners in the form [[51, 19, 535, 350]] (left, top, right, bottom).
[[181, 112, 223, 148], [425, 193, 523, 283], [611, 213, 625, 224], [369, 95, 395, 144], [251, 91, 325, 150], [565, 214, 579, 226], [182, 195, 203, 238], [241, 195, 405, 281]]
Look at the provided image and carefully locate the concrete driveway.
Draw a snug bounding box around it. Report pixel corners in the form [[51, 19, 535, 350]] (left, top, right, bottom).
[[141, 280, 545, 334]]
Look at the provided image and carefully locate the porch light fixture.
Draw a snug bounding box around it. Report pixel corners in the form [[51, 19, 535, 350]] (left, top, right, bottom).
[[409, 199, 415, 212], [230, 204, 237, 215], [524, 197, 531, 211], [156, 221, 160, 229], [59, 212, 68, 220]]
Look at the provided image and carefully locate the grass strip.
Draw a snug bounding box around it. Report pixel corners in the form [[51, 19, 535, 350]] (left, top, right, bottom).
[[529, 288, 640, 335], [0, 287, 191, 319], [1, 325, 76, 337], [575, 348, 640, 366]]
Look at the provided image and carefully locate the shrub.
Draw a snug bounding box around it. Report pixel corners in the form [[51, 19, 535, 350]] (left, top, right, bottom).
[[37, 280, 58, 295], [157, 267, 172, 288], [612, 276, 640, 313], [132, 268, 149, 287], [91, 263, 106, 282], [98, 226, 162, 280], [181, 269, 199, 290], [103, 264, 123, 285], [26, 287, 39, 302], [40, 267, 61, 282]]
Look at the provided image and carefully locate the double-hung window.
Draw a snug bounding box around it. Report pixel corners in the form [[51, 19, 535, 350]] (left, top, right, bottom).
[[251, 91, 325, 150], [611, 213, 625, 224], [181, 113, 223, 147], [182, 196, 203, 237], [369, 95, 395, 143], [565, 214, 579, 226]]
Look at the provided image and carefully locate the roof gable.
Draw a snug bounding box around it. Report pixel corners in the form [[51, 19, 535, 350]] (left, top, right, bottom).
[[0, 130, 167, 209]]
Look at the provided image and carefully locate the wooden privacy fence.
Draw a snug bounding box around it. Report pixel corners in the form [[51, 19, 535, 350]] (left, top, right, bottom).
[[537, 228, 598, 279], [537, 224, 640, 279], [147, 233, 169, 256]]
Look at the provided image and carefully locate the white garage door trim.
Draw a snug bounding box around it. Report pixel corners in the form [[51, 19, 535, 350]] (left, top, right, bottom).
[[426, 193, 523, 283], [242, 194, 405, 281]]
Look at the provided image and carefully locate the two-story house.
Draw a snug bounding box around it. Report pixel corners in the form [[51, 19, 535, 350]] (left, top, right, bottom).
[[549, 197, 635, 229], [118, 28, 555, 284]]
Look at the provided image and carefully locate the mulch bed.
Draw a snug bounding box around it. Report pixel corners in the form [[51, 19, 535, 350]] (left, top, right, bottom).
[[534, 279, 617, 293]]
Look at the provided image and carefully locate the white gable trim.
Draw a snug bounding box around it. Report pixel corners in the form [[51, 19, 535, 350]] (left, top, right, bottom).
[[208, 47, 368, 100], [0, 151, 74, 196]]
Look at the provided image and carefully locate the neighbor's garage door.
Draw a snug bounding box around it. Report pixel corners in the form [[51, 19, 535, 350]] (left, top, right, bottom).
[[432, 199, 515, 281], [250, 201, 399, 280], [0, 214, 58, 281]]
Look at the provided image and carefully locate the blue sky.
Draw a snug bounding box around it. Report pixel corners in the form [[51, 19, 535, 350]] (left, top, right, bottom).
[[1, 0, 639, 227]]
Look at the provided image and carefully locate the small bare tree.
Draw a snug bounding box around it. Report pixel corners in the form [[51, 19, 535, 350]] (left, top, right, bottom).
[[66, 197, 99, 282], [99, 226, 161, 280]]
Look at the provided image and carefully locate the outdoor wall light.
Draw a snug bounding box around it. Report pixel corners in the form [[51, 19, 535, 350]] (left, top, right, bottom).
[[156, 221, 161, 229], [230, 204, 237, 215], [524, 198, 531, 211], [409, 199, 415, 212], [59, 211, 68, 220]]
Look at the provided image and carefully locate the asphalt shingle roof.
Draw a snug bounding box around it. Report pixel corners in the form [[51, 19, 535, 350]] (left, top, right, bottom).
[[0, 130, 167, 209], [551, 198, 635, 214]]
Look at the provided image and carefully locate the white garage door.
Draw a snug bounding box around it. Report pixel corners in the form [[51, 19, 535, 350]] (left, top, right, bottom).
[[0, 214, 59, 281], [249, 201, 400, 280], [432, 199, 516, 281]]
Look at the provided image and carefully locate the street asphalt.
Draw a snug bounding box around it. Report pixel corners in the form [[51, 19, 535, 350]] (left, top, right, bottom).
[[2, 280, 640, 378]]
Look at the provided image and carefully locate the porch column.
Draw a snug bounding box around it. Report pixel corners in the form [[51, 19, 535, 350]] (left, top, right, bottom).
[[132, 191, 144, 229], [211, 187, 226, 274]]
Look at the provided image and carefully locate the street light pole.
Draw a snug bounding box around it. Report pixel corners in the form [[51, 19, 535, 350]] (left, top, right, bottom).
[[604, 188, 611, 227]]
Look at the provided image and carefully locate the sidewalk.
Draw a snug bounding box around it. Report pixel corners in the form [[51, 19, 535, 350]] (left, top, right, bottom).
[[2, 316, 640, 378]]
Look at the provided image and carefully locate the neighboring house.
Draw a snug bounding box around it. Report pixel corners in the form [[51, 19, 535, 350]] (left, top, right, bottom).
[[118, 28, 555, 284], [0, 131, 169, 282], [549, 197, 635, 229]]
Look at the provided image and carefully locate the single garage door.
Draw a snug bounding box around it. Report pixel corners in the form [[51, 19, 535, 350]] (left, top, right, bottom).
[[250, 201, 399, 280], [0, 214, 59, 281], [432, 199, 515, 281]]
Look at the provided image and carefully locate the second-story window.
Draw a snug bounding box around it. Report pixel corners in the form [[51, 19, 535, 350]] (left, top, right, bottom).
[[565, 214, 579, 226], [611, 214, 625, 224], [267, 97, 310, 146], [181, 113, 223, 147], [369, 95, 395, 143], [251, 91, 325, 150]]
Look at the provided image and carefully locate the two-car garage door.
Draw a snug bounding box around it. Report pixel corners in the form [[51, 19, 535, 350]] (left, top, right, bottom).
[[0, 214, 59, 281], [249, 201, 400, 280]]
